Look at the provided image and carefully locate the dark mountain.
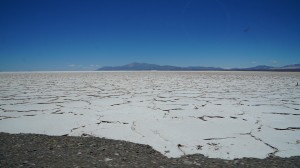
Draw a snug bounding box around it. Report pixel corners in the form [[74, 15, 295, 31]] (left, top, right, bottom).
[[98, 63, 181, 71], [242, 64, 300, 71], [280, 64, 300, 69], [231, 65, 274, 71], [184, 66, 224, 71], [268, 64, 300, 72], [246, 65, 274, 70], [97, 63, 223, 71], [97, 63, 300, 71]]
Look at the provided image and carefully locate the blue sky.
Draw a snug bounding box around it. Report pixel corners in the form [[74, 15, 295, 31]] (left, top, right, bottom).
[[1, 0, 300, 71]]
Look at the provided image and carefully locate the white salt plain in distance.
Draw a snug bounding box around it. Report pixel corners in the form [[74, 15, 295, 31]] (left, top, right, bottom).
[[0, 71, 299, 159]]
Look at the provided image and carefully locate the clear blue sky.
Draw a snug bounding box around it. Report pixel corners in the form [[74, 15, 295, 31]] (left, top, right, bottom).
[[1, 0, 300, 71]]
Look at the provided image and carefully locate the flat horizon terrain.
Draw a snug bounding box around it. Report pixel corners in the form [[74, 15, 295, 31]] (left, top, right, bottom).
[[0, 71, 299, 160]]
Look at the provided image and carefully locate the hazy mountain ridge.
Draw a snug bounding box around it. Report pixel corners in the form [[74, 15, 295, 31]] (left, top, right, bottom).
[[97, 63, 300, 71]]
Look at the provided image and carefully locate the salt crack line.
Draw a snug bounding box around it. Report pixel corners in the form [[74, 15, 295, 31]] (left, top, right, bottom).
[[274, 127, 300, 131], [70, 125, 86, 132], [0, 115, 20, 120], [240, 131, 279, 157], [96, 120, 129, 125], [177, 144, 186, 155], [130, 121, 145, 137], [203, 137, 236, 140], [152, 130, 169, 142], [189, 115, 225, 121], [263, 112, 300, 116]]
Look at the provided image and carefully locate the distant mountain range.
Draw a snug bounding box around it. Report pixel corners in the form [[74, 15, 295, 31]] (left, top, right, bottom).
[[97, 63, 300, 72]]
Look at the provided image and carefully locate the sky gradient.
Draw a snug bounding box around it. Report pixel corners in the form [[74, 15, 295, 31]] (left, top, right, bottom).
[[1, 0, 300, 71]]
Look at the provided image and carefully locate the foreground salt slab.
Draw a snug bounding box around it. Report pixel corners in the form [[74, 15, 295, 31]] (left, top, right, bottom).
[[0, 71, 299, 159]]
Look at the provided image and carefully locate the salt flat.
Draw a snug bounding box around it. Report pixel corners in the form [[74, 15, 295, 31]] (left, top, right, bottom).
[[0, 71, 299, 159]]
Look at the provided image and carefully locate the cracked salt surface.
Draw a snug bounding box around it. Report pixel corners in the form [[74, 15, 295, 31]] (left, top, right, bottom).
[[0, 71, 300, 159]]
